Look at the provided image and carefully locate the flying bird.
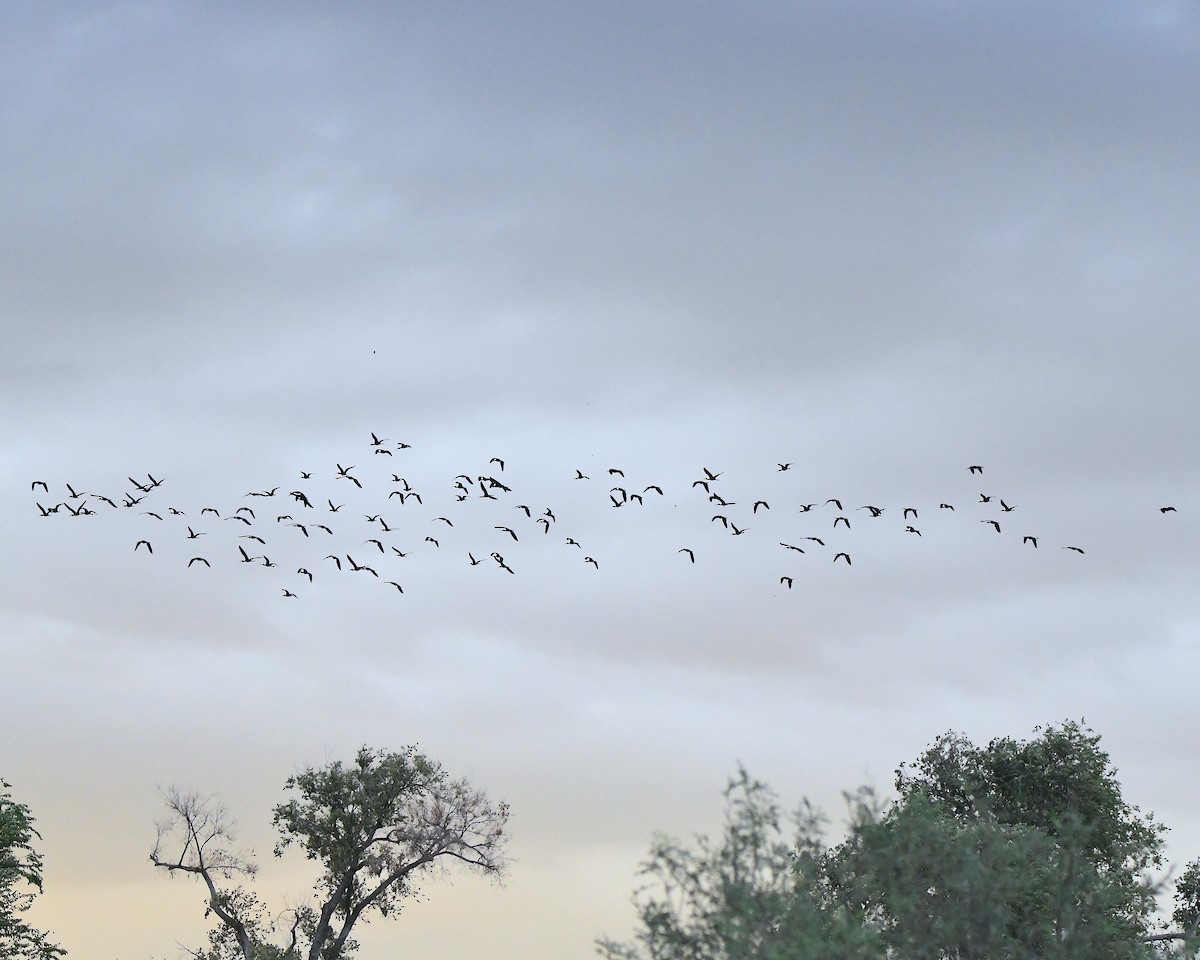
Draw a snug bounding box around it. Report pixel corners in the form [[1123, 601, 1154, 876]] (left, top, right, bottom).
[[968, 465, 984, 474], [678, 548, 695, 562], [187, 557, 209, 567], [584, 556, 599, 568], [1023, 536, 1038, 547], [983, 520, 1001, 532], [780, 576, 793, 588], [134, 540, 152, 553], [833, 552, 852, 565]]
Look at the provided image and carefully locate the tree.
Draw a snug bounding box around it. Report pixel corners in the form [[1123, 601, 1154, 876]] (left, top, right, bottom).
[[151, 745, 509, 960], [0, 778, 65, 960], [601, 721, 1171, 960]]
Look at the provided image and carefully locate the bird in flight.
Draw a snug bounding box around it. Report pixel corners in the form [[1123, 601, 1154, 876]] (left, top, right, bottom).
[[678, 548, 695, 562], [968, 465, 984, 474], [833, 552, 851, 565], [780, 576, 793, 588]]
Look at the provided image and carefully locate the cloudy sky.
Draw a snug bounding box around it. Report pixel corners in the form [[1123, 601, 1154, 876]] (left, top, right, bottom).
[[4, 1, 1200, 957]]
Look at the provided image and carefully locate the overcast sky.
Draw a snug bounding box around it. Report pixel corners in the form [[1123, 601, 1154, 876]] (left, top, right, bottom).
[[4, 2, 1200, 957]]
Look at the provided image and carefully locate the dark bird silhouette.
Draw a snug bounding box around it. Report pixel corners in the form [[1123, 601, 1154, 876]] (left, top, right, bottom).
[[515, 504, 532, 517], [227, 516, 252, 525], [370, 432, 388, 446], [833, 552, 852, 565], [826, 499, 842, 510], [692, 480, 711, 492], [779, 543, 804, 553], [939, 503, 955, 511], [365, 539, 384, 553], [282, 589, 298, 598], [544, 508, 556, 521], [752, 501, 769, 513], [434, 517, 453, 526], [858, 505, 883, 517], [712, 515, 729, 528], [187, 556, 210, 567], [903, 507, 918, 519], [143, 511, 163, 520], [241, 535, 266, 544], [797, 504, 815, 513], [292, 523, 309, 537], [644, 485, 663, 495], [239, 545, 258, 563], [584, 556, 599, 568], [979, 494, 992, 503], [260, 557, 277, 568], [702, 467, 722, 481], [373, 447, 393, 456], [247, 488, 278, 497], [804, 537, 825, 546], [566, 538, 582, 548], [1161, 506, 1177, 513], [833, 516, 850, 529], [201, 507, 220, 517], [1063, 546, 1085, 554], [780, 576, 793, 588], [386, 581, 404, 593], [327, 500, 342, 512], [678, 548, 695, 562], [313, 524, 333, 535], [730, 524, 747, 536], [425, 536, 440, 547], [905, 526, 921, 536], [186, 527, 204, 539], [297, 568, 313, 582], [390, 547, 409, 557], [983, 520, 1001, 532], [490, 457, 505, 471], [492, 552, 515, 574], [1000, 500, 1016, 512], [496, 526, 518, 541], [968, 465, 984, 474], [777, 463, 791, 471], [31, 480, 48, 492], [1023, 536, 1038, 547], [608, 468, 624, 477], [339, 474, 363, 489], [574, 470, 589, 479], [325, 555, 342, 569], [709, 493, 733, 506], [65, 483, 87, 499], [537, 517, 551, 532], [134, 540, 152, 553], [468, 553, 483, 566]]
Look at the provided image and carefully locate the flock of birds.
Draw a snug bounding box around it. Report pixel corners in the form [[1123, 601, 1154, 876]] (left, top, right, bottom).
[[29, 434, 1181, 599]]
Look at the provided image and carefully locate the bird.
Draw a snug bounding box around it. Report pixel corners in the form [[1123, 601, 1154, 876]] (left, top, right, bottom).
[[905, 526, 921, 536], [142, 511, 163, 521], [798, 504, 815, 513], [780, 576, 793, 588], [325, 555, 342, 569], [608, 468, 624, 477], [777, 463, 791, 471], [1063, 546, 1085, 554], [187, 557, 209, 567], [968, 465, 984, 474], [939, 503, 955, 511], [779, 543, 804, 553], [644, 485, 663, 496], [373, 447, 393, 456], [584, 556, 599, 568], [566, 538, 582, 548], [238, 546, 258, 563], [186, 527, 205, 539], [983, 520, 1001, 532], [1023, 536, 1038, 547], [134, 540, 152, 553], [833, 552, 852, 565], [833, 516, 850, 529], [364, 539, 384, 553], [496, 526, 518, 541], [425, 537, 439, 547], [434, 517, 453, 526], [678, 548, 695, 562], [702, 467, 722, 481], [826, 499, 842, 510], [730, 524, 747, 536], [979, 494, 992, 503], [903, 507, 918, 519], [282, 589, 298, 598], [858, 505, 883, 517], [468, 552, 483, 566], [803, 537, 825, 546], [1000, 500, 1016, 512], [297, 568, 313, 582], [515, 505, 532, 517], [385, 581, 404, 593], [752, 500, 769, 513], [574, 470, 590, 479], [370, 432, 389, 446], [1161, 506, 1177, 513], [31, 480, 48, 492], [712, 515, 729, 528]]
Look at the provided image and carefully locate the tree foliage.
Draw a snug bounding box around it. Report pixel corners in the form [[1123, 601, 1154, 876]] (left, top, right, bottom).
[[0, 779, 65, 960], [601, 721, 1173, 960], [151, 745, 508, 960]]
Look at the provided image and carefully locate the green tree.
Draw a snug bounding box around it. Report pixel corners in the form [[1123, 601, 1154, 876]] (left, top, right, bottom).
[[151, 746, 508, 960], [0, 779, 65, 960], [602, 721, 1172, 960]]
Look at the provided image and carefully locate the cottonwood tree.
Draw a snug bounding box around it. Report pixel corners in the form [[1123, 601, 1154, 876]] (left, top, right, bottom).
[[601, 721, 1176, 960], [0, 779, 65, 960], [151, 746, 508, 960]]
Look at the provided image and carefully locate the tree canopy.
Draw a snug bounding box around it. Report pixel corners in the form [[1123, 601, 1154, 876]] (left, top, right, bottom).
[[0, 779, 65, 960], [600, 721, 1186, 960], [151, 745, 508, 960]]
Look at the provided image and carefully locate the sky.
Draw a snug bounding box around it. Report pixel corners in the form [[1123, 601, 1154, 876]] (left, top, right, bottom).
[[4, 1, 1200, 956]]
